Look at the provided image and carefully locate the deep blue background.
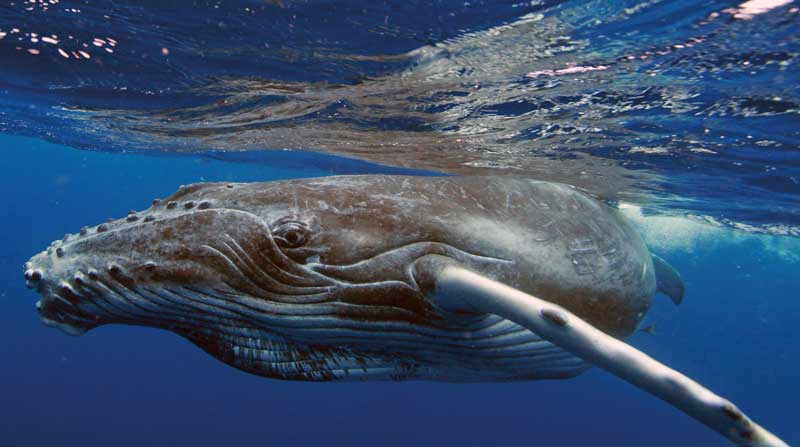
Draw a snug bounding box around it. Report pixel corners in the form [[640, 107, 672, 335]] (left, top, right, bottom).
[[0, 133, 797, 446]]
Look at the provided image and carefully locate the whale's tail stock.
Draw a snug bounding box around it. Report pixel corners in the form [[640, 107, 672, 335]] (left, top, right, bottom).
[[412, 254, 789, 447]]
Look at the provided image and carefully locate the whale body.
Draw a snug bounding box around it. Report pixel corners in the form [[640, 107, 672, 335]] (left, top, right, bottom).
[[24, 175, 659, 381]]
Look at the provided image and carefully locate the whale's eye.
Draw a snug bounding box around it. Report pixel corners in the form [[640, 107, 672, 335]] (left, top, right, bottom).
[[283, 229, 304, 246], [273, 220, 310, 249]]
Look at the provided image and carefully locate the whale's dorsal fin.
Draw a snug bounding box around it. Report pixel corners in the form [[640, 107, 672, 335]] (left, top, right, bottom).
[[652, 254, 685, 305], [412, 255, 788, 447]]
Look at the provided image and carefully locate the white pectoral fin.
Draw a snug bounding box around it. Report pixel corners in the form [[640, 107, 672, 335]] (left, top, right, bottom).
[[412, 255, 788, 447]]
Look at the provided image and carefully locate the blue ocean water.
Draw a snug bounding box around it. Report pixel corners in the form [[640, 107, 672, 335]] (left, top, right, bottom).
[[1, 1, 798, 446]]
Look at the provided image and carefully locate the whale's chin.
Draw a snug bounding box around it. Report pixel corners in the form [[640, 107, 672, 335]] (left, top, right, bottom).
[[40, 314, 90, 336], [35, 293, 98, 337]]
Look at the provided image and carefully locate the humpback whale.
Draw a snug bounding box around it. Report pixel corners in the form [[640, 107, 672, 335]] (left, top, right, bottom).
[[23, 175, 787, 447]]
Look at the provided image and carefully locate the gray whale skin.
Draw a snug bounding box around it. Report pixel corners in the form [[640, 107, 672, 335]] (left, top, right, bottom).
[[22, 175, 787, 447]]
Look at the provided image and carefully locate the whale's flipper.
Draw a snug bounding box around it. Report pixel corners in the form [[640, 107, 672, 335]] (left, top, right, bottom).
[[412, 255, 788, 447], [652, 254, 685, 305]]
